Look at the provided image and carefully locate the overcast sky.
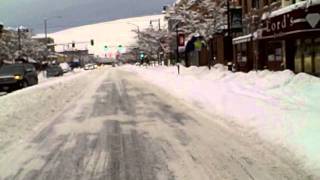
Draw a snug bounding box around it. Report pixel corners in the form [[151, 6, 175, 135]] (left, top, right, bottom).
[[0, 0, 174, 33]]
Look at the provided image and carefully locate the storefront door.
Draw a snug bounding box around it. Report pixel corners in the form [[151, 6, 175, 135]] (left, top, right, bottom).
[[267, 41, 284, 70]]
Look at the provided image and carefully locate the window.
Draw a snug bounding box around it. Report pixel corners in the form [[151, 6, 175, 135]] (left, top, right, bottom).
[[314, 38, 320, 75], [235, 43, 247, 63], [268, 41, 283, 62], [236, 44, 241, 62], [275, 48, 282, 61], [241, 43, 247, 62], [294, 39, 303, 73], [304, 39, 313, 73]]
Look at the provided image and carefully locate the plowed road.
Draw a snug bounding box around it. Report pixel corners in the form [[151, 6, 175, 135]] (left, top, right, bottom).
[[0, 68, 314, 180]]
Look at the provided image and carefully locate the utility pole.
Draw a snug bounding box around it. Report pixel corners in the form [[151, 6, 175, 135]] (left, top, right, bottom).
[[226, 0, 233, 64], [43, 16, 62, 63], [227, 0, 231, 36], [18, 28, 21, 51], [176, 23, 181, 74], [44, 19, 48, 46], [44, 18, 48, 62], [176, 24, 179, 64]]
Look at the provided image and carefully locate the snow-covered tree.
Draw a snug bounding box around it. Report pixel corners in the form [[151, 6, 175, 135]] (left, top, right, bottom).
[[169, 0, 226, 40], [132, 28, 169, 62], [0, 28, 47, 64]]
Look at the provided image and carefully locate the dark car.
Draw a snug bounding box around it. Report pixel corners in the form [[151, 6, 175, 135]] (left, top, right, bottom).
[[46, 65, 63, 77], [0, 63, 38, 92]]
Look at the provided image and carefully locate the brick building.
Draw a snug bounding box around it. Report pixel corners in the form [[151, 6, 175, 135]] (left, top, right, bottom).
[[232, 0, 320, 75]]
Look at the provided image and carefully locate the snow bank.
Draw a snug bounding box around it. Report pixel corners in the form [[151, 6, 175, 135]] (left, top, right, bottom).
[[123, 64, 320, 175]]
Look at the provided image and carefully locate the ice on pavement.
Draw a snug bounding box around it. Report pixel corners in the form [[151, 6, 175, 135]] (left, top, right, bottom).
[[124, 64, 320, 174]]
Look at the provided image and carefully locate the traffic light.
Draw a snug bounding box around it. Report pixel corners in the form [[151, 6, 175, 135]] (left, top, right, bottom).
[[139, 52, 145, 60], [118, 45, 126, 53], [104, 45, 108, 51], [72, 42, 75, 48], [91, 39, 94, 46]]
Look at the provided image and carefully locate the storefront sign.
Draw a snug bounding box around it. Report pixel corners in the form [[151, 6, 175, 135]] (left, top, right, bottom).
[[261, 3, 320, 38], [266, 14, 294, 33]]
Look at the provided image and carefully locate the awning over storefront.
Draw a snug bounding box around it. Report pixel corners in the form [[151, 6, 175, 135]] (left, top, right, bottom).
[[232, 34, 253, 44]]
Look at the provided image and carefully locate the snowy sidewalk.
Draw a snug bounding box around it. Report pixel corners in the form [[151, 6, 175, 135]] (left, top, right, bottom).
[[123, 64, 320, 175]]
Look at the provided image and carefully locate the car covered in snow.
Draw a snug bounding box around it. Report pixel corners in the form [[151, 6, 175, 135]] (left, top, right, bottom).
[[0, 63, 38, 92], [46, 64, 64, 77], [59, 63, 72, 73], [84, 63, 96, 70]]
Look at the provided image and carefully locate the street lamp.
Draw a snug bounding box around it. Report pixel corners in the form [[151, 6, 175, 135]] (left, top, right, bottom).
[[44, 16, 62, 61], [44, 16, 62, 45]]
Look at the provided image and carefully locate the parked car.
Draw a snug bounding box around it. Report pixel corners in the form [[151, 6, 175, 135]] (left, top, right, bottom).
[[46, 65, 63, 77], [0, 63, 38, 92], [59, 63, 71, 73], [84, 63, 96, 70]]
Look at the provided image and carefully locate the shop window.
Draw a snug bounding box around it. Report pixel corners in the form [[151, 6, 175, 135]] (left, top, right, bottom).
[[275, 48, 282, 61], [241, 43, 247, 62], [315, 38, 320, 75], [236, 43, 248, 63], [268, 41, 283, 62], [294, 39, 303, 73], [304, 39, 313, 73]]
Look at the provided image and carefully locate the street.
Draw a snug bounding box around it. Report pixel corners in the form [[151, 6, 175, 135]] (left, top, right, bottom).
[[0, 68, 313, 180]]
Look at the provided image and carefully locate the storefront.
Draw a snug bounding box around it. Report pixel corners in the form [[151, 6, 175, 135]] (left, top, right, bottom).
[[232, 34, 254, 72], [259, 1, 320, 75]]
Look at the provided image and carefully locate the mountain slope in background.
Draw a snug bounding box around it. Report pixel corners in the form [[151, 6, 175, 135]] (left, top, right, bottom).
[[0, 0, 174, 33]]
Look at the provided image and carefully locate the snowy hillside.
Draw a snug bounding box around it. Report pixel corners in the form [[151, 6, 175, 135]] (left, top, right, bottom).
[[35, 15, 166, 57]]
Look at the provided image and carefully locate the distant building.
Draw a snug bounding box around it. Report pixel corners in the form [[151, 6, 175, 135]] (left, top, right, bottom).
[[33, 37, 55, 52], [60, 50, 95, 66]]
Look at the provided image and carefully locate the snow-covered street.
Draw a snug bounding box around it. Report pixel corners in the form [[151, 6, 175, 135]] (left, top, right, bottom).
[[0, 66, 318, 179], [124, 64, 320, 176]]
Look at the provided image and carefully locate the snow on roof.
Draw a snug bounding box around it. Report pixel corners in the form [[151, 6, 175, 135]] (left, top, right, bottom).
[[262, 0, 320, 20], [232, 34, 253, 44]]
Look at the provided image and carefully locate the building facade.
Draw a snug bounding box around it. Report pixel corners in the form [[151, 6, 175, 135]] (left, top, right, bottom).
[[232, 0, 320, 75]]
